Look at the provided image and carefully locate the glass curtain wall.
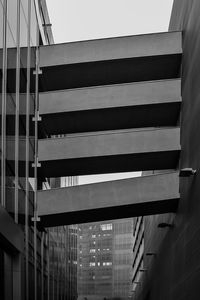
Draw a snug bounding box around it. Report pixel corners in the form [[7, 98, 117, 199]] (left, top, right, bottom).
[[0, 1, 49, 299], [48, 177, 78, 300]]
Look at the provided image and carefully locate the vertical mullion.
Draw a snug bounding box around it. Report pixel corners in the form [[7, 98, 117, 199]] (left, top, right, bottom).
[[25, 0, 31, 297], [34, 22, 40, 300], [14, 0, 21, 224], [52, 240, 55, 300], [41, 231, 44, 300], [1, 0, 7, 208], [47, 231, 50, 300]]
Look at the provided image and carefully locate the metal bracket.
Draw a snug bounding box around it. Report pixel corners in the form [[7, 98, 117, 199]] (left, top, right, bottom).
[[32, 111, 42, 122], [32, 159, 41, 168], [31, 216, 41, 222], [179, 168, 197, 177], [33, 68, 42, 75]]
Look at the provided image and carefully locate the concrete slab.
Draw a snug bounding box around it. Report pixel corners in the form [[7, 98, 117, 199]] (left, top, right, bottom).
[[40, 79, 181, 135], [38, 128, 180, 177], [38, 32, 182, 92], [38, 172, 179, 227]]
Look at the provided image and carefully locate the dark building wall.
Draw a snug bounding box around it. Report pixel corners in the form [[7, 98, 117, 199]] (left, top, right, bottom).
[[135, 1, 200, 299]]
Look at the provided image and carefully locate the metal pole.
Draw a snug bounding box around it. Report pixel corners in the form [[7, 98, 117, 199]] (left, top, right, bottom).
[[14, 0, 21, 224], [1, 0, 7, 208], [41, 232, 44, 300], [34, 24, 40, 300], [25, 0, 32, 297]]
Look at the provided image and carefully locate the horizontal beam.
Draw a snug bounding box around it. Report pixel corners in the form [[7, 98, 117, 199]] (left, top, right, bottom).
[[39, 128, 180, 161], [38, 172, 180, 227], [40, 32, 182, 67], [38, 128, 180, 177], [40, 79, 181, 114], [38, 32, 182, 92], [1, 32, 182, 93], [40, 79, 181, 135]]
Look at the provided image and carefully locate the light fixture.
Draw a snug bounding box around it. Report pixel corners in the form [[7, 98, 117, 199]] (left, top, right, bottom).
[[179, 168, 196, 177], [139, 268, 147, 272], [157, 222, 174, 228]]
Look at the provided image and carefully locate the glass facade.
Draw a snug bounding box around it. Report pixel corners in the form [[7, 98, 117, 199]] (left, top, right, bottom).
[[48, 176, 78, 300], [48, 225, 78, 300], [0, 1, 53, 299], [77, 219, 133, 300]]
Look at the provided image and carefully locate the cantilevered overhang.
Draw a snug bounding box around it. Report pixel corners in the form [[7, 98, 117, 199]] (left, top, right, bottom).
[[38, 172, 179, 227], [0, 204, 24, 253], [38, 31, 182, 92], [38, 127, 180, 177], [40, 79, 181, 135]]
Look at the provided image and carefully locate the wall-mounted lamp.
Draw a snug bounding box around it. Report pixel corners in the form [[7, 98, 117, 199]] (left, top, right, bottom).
[[179, 168, 196, 177], [157, 222, 174, 228]]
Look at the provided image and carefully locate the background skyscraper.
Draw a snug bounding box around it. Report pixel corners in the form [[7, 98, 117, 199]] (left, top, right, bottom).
[[77, 218, 134, 300]]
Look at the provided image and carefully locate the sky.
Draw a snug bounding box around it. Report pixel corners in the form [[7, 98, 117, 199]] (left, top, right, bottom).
[[46, 0, 174, 43], [46, 0, 174, 184]]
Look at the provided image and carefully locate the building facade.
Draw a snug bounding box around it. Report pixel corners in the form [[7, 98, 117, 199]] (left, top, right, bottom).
[[48, 224, 78, 300], [48, 177, 78, 300], [0, 1, 53, 299], [130, 1, 200, 299], [77, 218, 133, 300], [2, 1, 200, 300]]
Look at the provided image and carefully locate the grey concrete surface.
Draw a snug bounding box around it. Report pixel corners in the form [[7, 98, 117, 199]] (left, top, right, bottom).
[[39, 79, 181, 135], [38, 32, 182, 92], [40, 32, 182, 67], [39, 128, 180, 161], [38, 172, 179, 227], [40, 79, 181, 114], [38, 127, 180, 177]]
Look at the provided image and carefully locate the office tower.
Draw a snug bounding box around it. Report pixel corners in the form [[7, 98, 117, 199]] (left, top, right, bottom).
[[77, 218, 133, 300]]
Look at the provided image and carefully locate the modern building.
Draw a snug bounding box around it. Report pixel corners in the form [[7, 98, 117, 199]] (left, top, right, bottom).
[[48, 224, 78, 300], [48, 177, 78, 300], [0, 1, 53, 299], [2, 0, 200, 300], [77, 218, 133, 300]]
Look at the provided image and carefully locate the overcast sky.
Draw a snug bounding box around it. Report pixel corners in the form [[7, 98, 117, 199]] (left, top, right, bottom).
[[46, 0, 174, 43], [46, 0, 174, 184]]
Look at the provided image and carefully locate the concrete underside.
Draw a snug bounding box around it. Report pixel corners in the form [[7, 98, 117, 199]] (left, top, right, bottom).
[[38, 128, 180, 177], [38, 172, 179, 227], [40, 79, 181, 135], [1, 32, 182, 93]]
